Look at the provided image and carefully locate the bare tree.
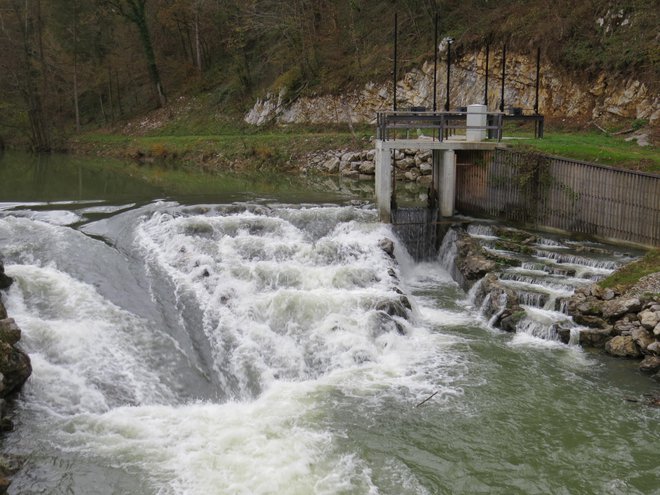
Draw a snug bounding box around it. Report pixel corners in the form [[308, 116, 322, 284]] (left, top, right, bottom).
[[103, 0, 166, 107]]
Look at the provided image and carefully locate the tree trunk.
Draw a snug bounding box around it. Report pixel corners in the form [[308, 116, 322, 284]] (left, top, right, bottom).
[[134, 9, 166, 107], [114, 0, 167, 108], [73, 0, 81, 131], [17, 0, 50, 151], [194, 9, 202, 72]]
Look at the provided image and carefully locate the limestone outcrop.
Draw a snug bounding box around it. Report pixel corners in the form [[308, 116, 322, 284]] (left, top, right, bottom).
[[246, 52, 659, 127]]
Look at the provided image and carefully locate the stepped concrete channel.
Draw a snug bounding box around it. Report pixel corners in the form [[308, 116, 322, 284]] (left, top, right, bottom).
[[424, 221, 660, 380]]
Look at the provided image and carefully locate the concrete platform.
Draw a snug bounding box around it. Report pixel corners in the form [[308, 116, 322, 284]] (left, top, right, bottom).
[[376, 138, 499, 151]]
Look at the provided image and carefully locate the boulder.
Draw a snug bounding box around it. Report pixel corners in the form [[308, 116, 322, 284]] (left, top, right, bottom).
[[478, 274, 521, 328], [404, 169, 420, 181], [378, 238, 395, 258], [639, 356, 660, 373], [322, 157, 340, 173], [375, 296, 411, 319], [655, 323, 660, 337], [396, 157, 415, 170], [605, 335, 641, 358], [613, 317, 638, 335], [452, 233, 498, 288], [647, 342, 660, 355], [602, 298, 641, 320], [574, 301, 603, 316], [0, 342, 31, 395], [417, 150, 431, 161], [0, 320, 20, 346], [341, 152, 359, 163], [573, 314, 609, 329], [369, 311, 406, 337], [639, 309, 659, 330], [631, 327, 655, 353], [419, 163, 433, 175], [499, 311, 525, 333], [358, 161, 375, 175], [602, 288, 616, 301], [579, 327, 614, 348], [0, 261, 11, 291], [555, 322, 575, 344]]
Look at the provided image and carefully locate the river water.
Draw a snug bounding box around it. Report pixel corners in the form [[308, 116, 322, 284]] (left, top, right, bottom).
[[0, 152, 658, 494]]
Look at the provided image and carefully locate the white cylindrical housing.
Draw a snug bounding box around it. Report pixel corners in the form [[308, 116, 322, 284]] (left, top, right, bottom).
[[466, 104, 488, 142]]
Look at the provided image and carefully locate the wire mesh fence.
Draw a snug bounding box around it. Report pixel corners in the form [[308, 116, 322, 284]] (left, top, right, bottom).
[[456, 149, 660, 246]]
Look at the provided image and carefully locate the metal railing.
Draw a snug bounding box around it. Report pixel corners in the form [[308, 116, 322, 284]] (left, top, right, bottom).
[[376, 111, 504, 142]]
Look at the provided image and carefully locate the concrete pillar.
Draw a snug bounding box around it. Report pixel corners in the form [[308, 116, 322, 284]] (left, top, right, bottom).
[[375, 141, 392, 222], [466, 104, 487, 142], [440, 150, 456, 217], [432, 149, 441, 200]]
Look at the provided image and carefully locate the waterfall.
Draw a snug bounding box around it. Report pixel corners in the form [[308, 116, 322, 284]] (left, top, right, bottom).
[[391, 207, 444, 261], [516, 317, 560, 341]]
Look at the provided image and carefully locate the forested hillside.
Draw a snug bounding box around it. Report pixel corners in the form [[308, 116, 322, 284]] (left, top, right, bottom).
[[0, 0, 657, 150]]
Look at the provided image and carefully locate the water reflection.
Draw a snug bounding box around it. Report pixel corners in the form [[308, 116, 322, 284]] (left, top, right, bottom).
[[0, 152, 380, 205]]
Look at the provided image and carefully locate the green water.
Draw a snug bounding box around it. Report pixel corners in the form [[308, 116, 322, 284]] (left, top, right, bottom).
[[0, 151, 375, 204], [0, 151, 658, 495]]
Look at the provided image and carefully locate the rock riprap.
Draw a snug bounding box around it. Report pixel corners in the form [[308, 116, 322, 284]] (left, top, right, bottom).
[[568, 274, 660, 377]]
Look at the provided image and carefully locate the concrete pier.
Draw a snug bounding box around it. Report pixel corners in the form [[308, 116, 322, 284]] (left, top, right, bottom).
[[375, 139, 497, 222]]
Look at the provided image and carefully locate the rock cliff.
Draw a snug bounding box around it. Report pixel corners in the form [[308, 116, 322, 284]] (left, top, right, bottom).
[[246, 51, 659, 127]]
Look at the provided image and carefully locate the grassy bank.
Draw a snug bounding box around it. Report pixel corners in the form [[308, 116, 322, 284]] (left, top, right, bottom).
[[69, 125, 372, 172], [68, 109, 658, 175], [600, 249, 660, 292], [507, 128, 659, 173]]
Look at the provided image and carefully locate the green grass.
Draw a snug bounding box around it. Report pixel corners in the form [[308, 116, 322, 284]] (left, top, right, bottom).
[[71, 124, 372, 171], [600, 249, 660, 291], [506, 128, 659, 173]]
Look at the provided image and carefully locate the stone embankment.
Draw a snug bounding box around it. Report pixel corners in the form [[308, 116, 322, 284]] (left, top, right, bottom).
[[568, 275, 660, 375], [302, 148, 432, 184], [0, 259, 31, 494]]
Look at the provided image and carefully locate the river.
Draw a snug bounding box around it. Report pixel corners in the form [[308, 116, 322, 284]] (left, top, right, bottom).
[[0, 152, 658, 494]]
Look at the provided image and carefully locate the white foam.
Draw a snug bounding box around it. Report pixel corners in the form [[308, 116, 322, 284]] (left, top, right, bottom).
[[30, 210, 83, 225], [4, 204, 467, 494], [52, 380, 396, 495], [4, 264, 173, 414]]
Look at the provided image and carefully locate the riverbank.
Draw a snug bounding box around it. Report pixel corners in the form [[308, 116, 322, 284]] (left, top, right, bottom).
[[58, 94, 659, 175], [0, 260, 31, 494]]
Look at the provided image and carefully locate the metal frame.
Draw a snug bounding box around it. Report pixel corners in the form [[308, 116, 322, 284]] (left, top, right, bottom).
[[376, 111, 504, 142]]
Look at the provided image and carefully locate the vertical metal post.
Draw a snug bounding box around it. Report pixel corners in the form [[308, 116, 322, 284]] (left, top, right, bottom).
[[391, 149, 397, 214], [393, 13, 398, 112], [433, 14, 438, 112], [445, 40, 451, 112], [499, 44, 506, 113], [534, 47, 541, 114], [484, 44, 489, 107]]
